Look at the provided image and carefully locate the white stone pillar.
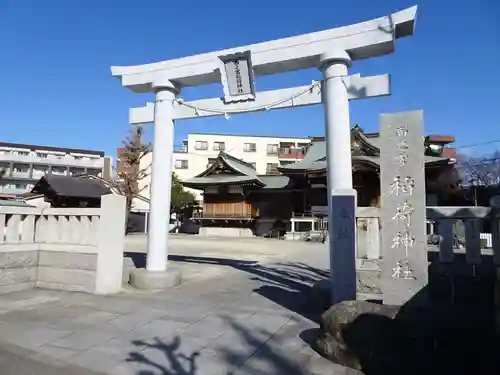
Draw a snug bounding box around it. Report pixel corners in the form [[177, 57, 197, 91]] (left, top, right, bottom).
[[321, 49, 353, 191], [146, 79, 177, 272], [320, 50, 357, 304], [130, 76, 182, 290]]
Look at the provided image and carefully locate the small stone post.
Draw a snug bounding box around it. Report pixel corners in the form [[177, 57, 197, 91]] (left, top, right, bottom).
[[95, 194, 126, 295], [329, 189, 358, 304]]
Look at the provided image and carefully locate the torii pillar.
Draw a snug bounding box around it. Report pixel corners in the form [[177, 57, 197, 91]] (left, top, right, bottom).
[[111, 6, 418, 297], [320, 50, 357, 303]]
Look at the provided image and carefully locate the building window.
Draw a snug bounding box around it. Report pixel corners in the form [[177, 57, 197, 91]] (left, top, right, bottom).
[[175, 159, 188, 169], [266, 163, 279, 175], [195, 141, 208, 150], [249, 162, 256, 169], [36, 153, 47, 159], [16, 151, 29, 156], [244, 143, 256, 152], [13, 166, 29, 173], [267, 144, 278, 155], [213, 142, 225, 151]]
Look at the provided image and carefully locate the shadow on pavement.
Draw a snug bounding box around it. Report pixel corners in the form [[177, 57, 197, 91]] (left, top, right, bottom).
[[127, 337, 199, 375], [141, 253, 326, 319], [126, 251, 500, 375], [126, 315, 315, 375], [125, 251, 329, 321]]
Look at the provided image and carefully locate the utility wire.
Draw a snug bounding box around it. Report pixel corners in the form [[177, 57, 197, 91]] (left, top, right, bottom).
[[456, 139, 500, 149]]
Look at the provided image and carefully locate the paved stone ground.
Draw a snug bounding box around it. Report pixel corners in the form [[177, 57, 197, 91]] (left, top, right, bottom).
[[0, 341, 106, 375], [0, 237, 356, 375], [124, 235, 330, 284]]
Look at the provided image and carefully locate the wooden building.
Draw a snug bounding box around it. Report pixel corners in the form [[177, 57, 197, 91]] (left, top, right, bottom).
[[30, 175, 112, 207], [183, 127, 456, 236]]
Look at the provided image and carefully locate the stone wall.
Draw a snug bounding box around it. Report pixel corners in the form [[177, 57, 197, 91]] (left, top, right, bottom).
[[0, 195, 126, 295], [0, 247, 38, 294], [37, 249, 98, 293], [199, 227, 254, 237]]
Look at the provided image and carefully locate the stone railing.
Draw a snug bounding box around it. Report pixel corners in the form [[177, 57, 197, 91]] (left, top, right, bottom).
[[289, 206, 500, 269], [426, 206, 500, 267], [0, 194, 126, 295], [356, 206, 500, 265]]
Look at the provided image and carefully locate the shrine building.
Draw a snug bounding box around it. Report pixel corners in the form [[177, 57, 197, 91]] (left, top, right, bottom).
[[181, 126, 456, 237]]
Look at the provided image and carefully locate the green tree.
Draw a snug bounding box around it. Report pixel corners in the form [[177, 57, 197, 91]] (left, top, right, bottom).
[[170, 172, 198, 217]]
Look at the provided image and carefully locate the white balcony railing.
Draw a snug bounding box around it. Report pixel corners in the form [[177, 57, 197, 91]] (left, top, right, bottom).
[[11, 171, 30, 179], [0, 186, 29, 195], [0, 153, 104, 168]]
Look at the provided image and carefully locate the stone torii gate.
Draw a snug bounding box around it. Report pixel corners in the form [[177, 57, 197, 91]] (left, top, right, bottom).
[[111, 6, 418, 301]]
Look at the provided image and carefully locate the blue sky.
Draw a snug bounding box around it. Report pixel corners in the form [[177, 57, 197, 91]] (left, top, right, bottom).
[[1, 0, 499, 159]]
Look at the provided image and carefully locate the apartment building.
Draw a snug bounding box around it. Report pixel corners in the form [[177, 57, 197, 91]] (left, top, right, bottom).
[[131, 133, 313, 202], [0, 142, 112, 196]]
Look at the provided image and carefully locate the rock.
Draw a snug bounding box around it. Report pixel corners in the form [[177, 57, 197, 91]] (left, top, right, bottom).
[[315, 300, 399, 370]]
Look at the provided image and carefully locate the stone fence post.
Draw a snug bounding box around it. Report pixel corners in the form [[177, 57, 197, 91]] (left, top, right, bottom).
[[95, 194, 126, 294]]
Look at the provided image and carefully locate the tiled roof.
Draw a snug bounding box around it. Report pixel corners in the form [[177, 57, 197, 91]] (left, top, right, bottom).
[[31, 175, 111, 198], [183, 152, 291, 189]]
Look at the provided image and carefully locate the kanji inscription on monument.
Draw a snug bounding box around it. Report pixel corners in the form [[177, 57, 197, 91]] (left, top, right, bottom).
[[224, 58, 253, 96], [329, 189, 357, 304], [380, 111, 427, 305]]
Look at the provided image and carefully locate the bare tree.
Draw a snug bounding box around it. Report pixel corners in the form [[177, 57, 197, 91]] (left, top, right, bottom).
[[456, 151, 500, 187], [113, 126, 151, 213], [455, 150, 500, 205]]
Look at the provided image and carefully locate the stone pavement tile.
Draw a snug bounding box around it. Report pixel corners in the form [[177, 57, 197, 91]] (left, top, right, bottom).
[[126, 307, 178, 321], [180, 316, 227, 341], [71, 347, 128, 374], [0, 341, 108, 375], [35, 344, 82, 360], [0, 304, 97, 327], [73, 310, 122, 324], [233, 345, 310, 375], [89, 336, 146, 361], [0, 321, 42, 338], [297, 345, 361, 375], [55, 295, 140, 315], [244, 313, 292, 335], [50, 330, 115, 351], [5, 326, 74, 350], [0, 293, 61, 313], [104, 312, 157, 332], [158, 305, 214, 324], [124, 319, 189, 341]]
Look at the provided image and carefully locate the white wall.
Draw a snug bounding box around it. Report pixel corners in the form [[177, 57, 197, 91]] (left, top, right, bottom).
[[24, 196, 51, 208], [138, 133, 311, 202]]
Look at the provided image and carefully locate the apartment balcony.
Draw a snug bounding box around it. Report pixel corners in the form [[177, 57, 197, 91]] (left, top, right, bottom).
[[32, 172, 48, 180], [11, 171, 31, 179], [0, 153, 104, 168], [0, 186, 30, 195], [278, 147, 305, 159], [174, 145, 188, 153]]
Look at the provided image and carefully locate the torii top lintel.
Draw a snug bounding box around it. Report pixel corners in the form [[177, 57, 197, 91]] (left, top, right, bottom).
[[111, 6, 417, 93]]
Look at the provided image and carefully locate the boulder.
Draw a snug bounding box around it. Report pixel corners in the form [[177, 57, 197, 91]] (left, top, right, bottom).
[[315, 300, 399, 370]]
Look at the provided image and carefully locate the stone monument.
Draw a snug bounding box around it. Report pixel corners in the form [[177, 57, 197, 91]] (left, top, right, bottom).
[[380, 110, 428, 305]]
